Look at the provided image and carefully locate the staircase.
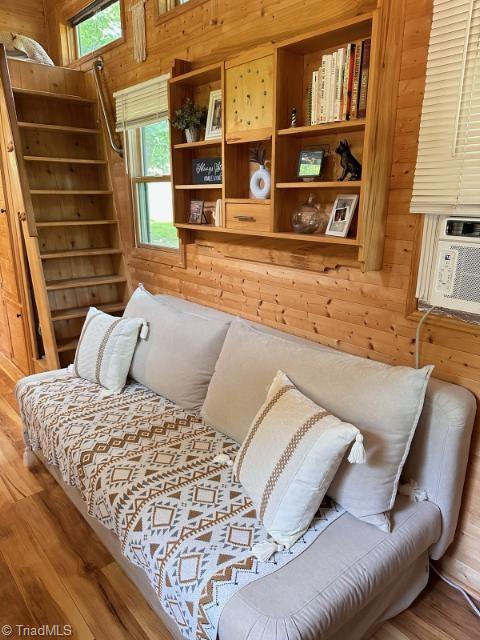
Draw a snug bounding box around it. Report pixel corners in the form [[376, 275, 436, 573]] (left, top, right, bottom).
[[0, 53, 129, 369]]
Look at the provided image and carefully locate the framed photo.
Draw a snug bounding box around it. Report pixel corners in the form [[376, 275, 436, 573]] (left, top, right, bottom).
[[326, 194, 359, 237], [189, 200, 207, 224], [205, 90, 222, 140], [297, 147, 324, 181]]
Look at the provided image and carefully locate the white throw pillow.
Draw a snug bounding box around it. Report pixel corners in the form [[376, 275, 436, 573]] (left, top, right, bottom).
[[71, 307, 145, 394], [234, 370, 363, 549], [123, 286, 231, 410]]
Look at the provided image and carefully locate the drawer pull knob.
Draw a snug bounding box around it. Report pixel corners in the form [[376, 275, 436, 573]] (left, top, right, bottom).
[[234, 215, 256, 222]]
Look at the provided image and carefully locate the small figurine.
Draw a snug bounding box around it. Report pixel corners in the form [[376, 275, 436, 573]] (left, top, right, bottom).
[[335, 139, 362, 181], [290, 107, 298, 128]]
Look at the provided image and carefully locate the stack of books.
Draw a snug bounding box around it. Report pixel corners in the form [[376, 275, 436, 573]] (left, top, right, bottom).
[[308, 38, 371, 125]]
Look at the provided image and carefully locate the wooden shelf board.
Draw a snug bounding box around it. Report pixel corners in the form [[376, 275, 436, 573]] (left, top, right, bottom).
[[24, 156, 106, 165], [46, 274, 127, 291], [175, 184, 222, 190], [13, 87, 95, 103], [31, 190, 113, 195], [175, 223, 359, 245], [56, 337, 79, 353], [36, 219, 117, 228], [226, 129, 272, 144], [225, 198, 271, 205], [52, 302, 126, 322], [18, 122, 100, 134], [276, 181, 361, 189], [174, 139, 222, 150], [278, 119, 366, 137], [170, 63, 223, 86], [40, 248, 122, 260]]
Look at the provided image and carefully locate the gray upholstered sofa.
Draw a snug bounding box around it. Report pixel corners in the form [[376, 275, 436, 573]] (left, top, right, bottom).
[[17, 294, 476, 640]]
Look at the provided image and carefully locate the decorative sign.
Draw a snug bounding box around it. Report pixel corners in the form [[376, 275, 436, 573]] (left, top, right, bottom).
[[192, 157, 222, 185]]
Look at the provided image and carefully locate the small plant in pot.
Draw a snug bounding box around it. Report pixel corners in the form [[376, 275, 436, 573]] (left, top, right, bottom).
[[172, 99, 207, 143]]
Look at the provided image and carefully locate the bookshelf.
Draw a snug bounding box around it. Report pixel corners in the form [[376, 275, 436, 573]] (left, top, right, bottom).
[[169, 7, 403, 271]]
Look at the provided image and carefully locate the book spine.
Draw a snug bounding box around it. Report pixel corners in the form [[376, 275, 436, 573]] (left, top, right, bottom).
[[324, 55, 332, 123], [306, 80, 312, 126], [311, 70, 319, 125], [335, 47, 346, 121], [342, 43, 351, 120], [358, 38, 371, 119], [345, 43, 356, 120], [350, 40, 363, 120], [328, 51, 337, 122], [319, 56, 328, 123]]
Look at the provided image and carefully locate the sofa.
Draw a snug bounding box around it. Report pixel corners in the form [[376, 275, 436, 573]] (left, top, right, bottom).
[[17, 293, 476, 640]]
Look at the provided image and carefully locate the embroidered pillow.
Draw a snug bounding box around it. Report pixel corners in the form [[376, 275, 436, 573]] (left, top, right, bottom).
[[233, 370, 364, 549], [71, 307, 145, 394]]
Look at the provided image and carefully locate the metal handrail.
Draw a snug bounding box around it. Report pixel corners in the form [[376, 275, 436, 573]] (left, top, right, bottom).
[[93, 58, 123, 157]]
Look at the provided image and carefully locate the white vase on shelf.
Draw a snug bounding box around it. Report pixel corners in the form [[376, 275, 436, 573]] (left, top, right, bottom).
[[250, 164, 271, 199]]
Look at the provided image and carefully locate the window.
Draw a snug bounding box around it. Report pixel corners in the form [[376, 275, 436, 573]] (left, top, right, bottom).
[[158, 0, 190, 15], [71, 0, 123, 58], [129, 121, 178, 250], [114, 74, 178, 252]]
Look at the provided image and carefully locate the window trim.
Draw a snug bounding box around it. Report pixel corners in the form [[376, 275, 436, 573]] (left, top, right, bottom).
[[155, 0, 208, 25], [126, 125, 185, 266], [64, 0, 125, 66]]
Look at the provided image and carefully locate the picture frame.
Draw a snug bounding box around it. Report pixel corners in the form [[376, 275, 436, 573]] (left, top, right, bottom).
[[205, 90, 222, 140], [325, 194, 359, 237], [297, 147, 325, 181], [188, 200, 207, 224]]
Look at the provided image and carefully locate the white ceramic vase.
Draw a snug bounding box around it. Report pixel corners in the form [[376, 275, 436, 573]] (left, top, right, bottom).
[[250, 164, 271, 199]]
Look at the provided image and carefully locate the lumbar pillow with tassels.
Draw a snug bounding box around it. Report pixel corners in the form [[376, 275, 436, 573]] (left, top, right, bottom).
[[68, 307, 148, 395], [233, 370, 365, 558]]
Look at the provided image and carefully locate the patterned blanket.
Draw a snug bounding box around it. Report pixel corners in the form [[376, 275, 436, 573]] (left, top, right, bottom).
[[17, 371, 345, 640]]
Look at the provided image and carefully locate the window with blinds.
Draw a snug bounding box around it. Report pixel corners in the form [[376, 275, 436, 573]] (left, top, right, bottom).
[[411, 0, 480, 216], [114, 74, 170, 131]]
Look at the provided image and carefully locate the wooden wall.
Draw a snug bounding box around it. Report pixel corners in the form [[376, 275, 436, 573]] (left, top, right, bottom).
[[0, 0, 48, 47], [44, 0, 480, 598]]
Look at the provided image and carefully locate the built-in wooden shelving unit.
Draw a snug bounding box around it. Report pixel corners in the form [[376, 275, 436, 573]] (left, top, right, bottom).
[[170, 8, 402, 271]]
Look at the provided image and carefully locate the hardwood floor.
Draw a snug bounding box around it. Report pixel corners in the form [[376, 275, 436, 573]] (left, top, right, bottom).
[[0, 367, 478, 640]]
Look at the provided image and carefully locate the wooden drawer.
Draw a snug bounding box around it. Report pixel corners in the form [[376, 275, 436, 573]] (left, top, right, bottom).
[[225, 202, 272, 232]]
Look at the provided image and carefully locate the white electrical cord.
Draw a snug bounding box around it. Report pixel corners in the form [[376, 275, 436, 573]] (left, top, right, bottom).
[[415, 306, 437, 369], [430, 563, 480, 618]]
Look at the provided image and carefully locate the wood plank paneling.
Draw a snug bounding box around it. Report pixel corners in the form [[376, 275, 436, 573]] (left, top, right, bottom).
[[0, 0, 48, 47], [43, 0, 480, 601]]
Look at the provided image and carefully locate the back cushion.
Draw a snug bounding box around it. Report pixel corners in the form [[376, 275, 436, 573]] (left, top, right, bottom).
[[202, 320, 433, 524], [124, 287, 230, 410]]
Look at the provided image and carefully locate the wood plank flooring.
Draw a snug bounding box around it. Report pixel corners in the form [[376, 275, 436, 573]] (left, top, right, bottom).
[[0, 368, 478, 640]]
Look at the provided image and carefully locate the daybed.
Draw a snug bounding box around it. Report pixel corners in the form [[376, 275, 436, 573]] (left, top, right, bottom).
[[17, 294, 476, 640]]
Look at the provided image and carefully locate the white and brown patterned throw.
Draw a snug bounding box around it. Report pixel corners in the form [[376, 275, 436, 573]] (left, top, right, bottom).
[[17, 371, 345, 640]]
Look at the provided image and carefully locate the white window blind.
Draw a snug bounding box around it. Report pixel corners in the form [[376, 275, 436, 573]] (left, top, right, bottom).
[[114, 73, 170, 131], [411, 0, 480, 215]]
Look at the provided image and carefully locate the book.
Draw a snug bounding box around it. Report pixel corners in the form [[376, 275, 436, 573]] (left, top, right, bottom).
[[358, 38, 371, 118], [319, 56, 328, 123], [343, 42, 356, 120], [311, 70, 319, 125], [350, 40, 364, 120], [328, 51, 337, 122], [324, 54, 333, 123], [334, 47, 346, 121], [306, 80, 313, 126]]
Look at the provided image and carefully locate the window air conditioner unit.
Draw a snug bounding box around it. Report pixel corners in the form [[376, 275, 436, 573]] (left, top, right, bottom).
[[425, 217, 480, 314]]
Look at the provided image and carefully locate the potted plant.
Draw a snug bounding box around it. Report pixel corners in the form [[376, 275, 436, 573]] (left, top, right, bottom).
[[172, 99, 207, 143]]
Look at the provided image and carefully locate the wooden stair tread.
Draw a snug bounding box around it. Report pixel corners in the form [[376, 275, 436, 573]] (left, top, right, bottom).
[[52, 302, 126, 322], [46, 275, 127, 291], [31, 189, 112, 195], [56, 337, 79, 353], [40, 248, 123, 260], [24, 156, 106, 165], [18, 122, 100, 134], [36, 219, 118, 228], [13, 87, 95, 103]]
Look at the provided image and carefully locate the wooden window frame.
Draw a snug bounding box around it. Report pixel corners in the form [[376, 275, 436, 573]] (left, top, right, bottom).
[[155, 0, 208, 25], [127, 126, 185, 267], [63, 0, 126, 67]]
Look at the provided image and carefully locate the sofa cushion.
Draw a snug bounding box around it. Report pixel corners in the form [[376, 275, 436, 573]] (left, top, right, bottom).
[[71, 307, 144, 394], [202, 320, 433, 527], [218, 496, 441, 640], [124, 286, 230, 410], [234, 370, 361, 548]]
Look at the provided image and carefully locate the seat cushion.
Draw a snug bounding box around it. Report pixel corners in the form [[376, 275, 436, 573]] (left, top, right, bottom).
[[123, 286, 230, 410], [219, 496, 441, 640]]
